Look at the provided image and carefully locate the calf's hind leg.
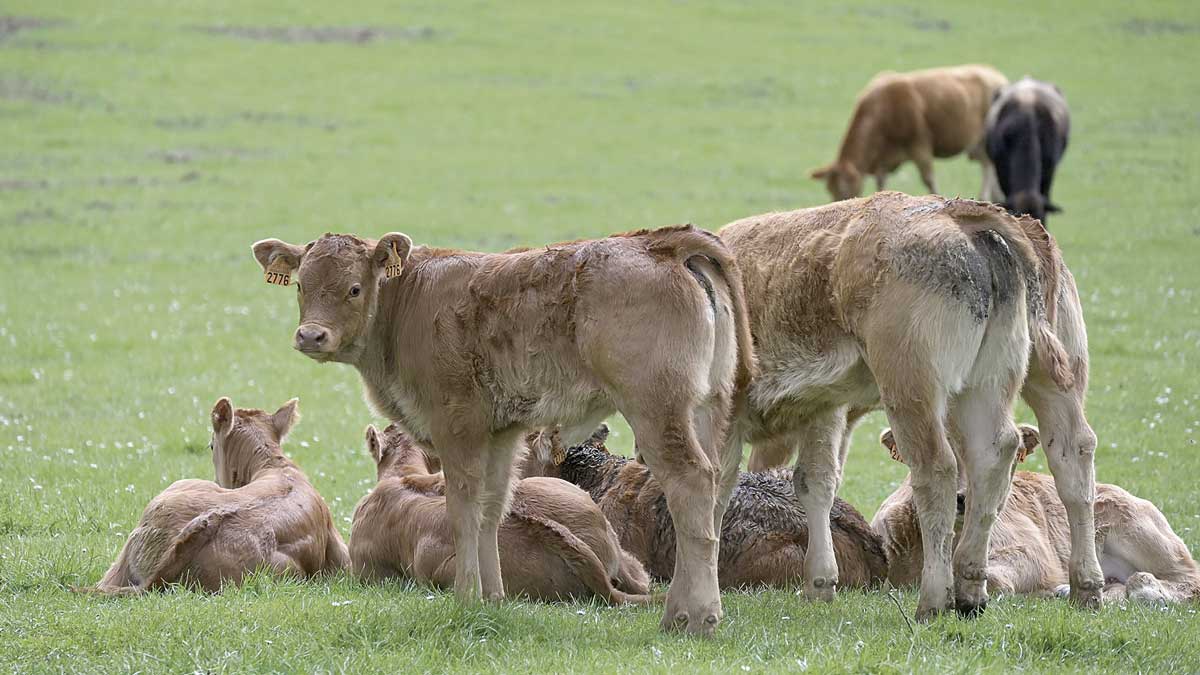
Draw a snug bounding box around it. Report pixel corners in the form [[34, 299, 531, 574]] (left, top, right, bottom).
[[948, 386, 1022, 616], [1022, 380, 1103, 608], [627, 411, 721, 636]]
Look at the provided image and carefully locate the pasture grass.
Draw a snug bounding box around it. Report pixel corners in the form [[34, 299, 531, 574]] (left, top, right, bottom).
[[2, 0, 1199, 672]]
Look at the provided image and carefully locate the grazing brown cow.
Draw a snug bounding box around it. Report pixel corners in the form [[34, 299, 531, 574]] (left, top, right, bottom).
[[721, 192, 1104, 620], [521, 426, 887, 590], [876, 426, 1200, 604], [811, 64, 1009, 202], [80, 398, 349, 594], [252, 226, 753, 635], [349, 424, 652, 604]]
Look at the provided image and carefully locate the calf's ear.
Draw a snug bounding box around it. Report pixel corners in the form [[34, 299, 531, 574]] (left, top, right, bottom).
[[374, 233, 413, 280], [271, 398, 300, 440], [1045, 202, 1063, 213], [879, 428, 902, 463], [252, 239, 306, 286], [810, 164, 834, 180], [1017, 424, 1040, 462], [212, 397, 234, 437], [365, 425, 384, 464]]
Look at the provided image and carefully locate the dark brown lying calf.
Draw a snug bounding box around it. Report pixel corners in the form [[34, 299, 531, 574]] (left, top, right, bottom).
[[523, 427, 886, 590]]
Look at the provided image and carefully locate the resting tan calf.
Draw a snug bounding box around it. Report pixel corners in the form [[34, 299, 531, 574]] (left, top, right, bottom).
[[876, 427, 1200, 604], [253, 225, 754, 635], [811, 64, 1009, 201], [349, 424, 651, 604], [721, 192, 1104, 620], [81, 398, 349, 594], [521, 426, 887, 590]]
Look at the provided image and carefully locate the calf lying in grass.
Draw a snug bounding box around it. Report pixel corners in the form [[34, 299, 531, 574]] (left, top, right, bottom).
[[522, 427, 887, 589], [81, 398, 349, 594], [349, 424, 651, 604], [875, 426, 1200, 604]]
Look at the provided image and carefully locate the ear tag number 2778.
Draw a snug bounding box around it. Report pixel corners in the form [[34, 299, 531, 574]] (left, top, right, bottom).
[[385, 242, 404, 280]]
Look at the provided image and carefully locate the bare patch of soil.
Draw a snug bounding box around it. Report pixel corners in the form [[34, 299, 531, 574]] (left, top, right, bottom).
[[154, 111, 341, 132], [0, 77, 73, 105], [851, 6, 952, 32], [1120, 18, 1199, 35], [0, 16, 63, 40], [195, 24, 436, 44], [146, 147, 277, 164]]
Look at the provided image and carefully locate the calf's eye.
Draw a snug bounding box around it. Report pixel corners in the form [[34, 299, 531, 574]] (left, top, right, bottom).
[[349, 284, 362, 298]]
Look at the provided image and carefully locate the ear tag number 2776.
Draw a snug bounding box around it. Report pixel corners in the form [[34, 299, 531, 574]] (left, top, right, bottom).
[[265, 258, 292, 286]]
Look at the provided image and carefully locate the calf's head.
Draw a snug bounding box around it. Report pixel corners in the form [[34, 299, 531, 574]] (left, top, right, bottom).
[[252, 232, 412, 363], [364, 423, 437, 482], [810, 162, 863, 201], [210, 397, 299, 488]]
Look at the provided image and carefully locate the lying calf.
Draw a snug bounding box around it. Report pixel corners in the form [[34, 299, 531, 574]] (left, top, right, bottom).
[[522, 427, 887, 589], [349, 424, 651, 604], [875, 426, 1200, 604], [82, 398, 349, 594]]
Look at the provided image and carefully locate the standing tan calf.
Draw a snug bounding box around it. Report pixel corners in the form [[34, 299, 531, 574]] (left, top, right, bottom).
[[350, 424, 651, 604], [811, 64, 1009, 201], [253, 225, 754, 635], [876, 427, 1200, 604], [521, 426, 887, 590], [721, 192, 1104, 620], [80, 398, 349, 594]]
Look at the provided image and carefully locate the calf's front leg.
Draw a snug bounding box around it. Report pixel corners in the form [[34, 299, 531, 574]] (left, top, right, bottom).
[[436, 426, 488, 604], [477, 433, 522, 601], [792, 405, 848, 602]]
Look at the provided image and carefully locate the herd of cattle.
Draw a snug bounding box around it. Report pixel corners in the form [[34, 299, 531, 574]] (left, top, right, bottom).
[[79, 64, 1197, 636]]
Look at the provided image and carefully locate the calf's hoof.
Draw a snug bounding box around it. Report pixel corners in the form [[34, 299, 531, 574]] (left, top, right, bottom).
[[915, 590, 954, 623], [659, 606, 722, 638], [955, 596, 987, 619], [803, 576, 837, 603], [954, 573, 988, 618], [914, 604, 950, 623], [1069, 579, 1104, 610]]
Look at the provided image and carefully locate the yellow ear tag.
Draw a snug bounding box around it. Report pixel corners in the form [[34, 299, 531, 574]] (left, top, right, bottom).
[[551, 436, 567, 466], [888, 446, 903, 463], [384, 242, 404, 280], [265, 257, 292, 286]]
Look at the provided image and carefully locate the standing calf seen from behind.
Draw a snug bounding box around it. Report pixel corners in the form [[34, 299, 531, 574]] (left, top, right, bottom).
[[251, 225, 754, 636], [720, 192, 1103, 621]]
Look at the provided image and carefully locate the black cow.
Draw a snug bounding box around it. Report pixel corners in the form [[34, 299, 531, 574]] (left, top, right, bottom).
[[985, 77, 1070, 224]]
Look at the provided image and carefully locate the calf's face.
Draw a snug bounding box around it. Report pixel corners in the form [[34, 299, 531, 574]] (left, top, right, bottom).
[[251, 232, 412, 362]]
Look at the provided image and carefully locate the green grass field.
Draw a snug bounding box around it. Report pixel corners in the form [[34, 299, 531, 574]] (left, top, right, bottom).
[[3, 0, 1199, 672]]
